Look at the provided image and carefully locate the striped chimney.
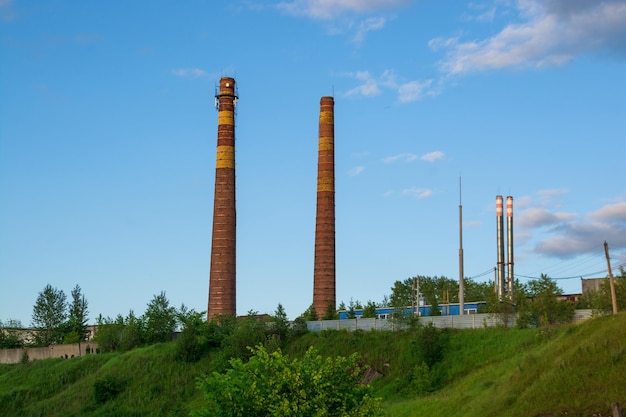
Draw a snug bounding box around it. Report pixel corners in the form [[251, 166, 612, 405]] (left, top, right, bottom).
[[313, 96, 336, 319], [496, 195, 505, 300], [208, 77, 238, 321], [506, 196, 514, 302]]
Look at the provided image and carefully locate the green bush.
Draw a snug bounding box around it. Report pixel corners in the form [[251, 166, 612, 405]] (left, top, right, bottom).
[[194, 345, 383, 417], [93, 375, 126, 403]]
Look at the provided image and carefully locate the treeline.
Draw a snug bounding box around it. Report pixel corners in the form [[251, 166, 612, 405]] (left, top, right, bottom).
[[0, 284, 89, 349], [330, 270, 626, 327], [2, 269, 624, 350], [96, 301, 309, 366]]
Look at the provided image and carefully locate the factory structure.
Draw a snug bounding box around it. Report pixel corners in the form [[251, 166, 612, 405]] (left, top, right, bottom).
[[207, 77, 238, 321], [496, 195, 515, 303], [313, 97, 337, 319], [205, 77, 515, 320], [206, 78, 339, 321]]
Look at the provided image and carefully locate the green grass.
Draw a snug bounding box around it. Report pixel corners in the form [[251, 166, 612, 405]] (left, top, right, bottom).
[[1, 314, 625, 416]]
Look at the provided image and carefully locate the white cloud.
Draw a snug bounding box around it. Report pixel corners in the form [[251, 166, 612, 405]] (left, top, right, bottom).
[[420, 151, 444, 162], [383, 151, 443, 163], [276, 0, 412, 20], [537, 188, 568, 201], [344, 71, 381, 97], [534, 220, 626, 258], [171, 68, 214, 79], [402, 187, 433, 198], [431, 0, 626, 75], [383, 153, 418, 163], [352, 16, 387, 43], [588, 202, 626, 223], [517, 207, 576, 228], [348, 166, 365, 176], [343, 70, 434, 102], [398, 80, 434, 102], [518, 197, 626, 259]]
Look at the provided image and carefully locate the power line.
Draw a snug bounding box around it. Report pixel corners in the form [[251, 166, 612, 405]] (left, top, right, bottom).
[[468, 261, 625, 283]]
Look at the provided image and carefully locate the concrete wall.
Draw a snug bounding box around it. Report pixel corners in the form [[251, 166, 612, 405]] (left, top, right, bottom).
[[308, 310, 594, 332], [0, 342, 99, 364]]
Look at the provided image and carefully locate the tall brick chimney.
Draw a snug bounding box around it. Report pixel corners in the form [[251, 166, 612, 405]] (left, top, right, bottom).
[[313, 96, 336, 319], [207, 77, 237, 321]]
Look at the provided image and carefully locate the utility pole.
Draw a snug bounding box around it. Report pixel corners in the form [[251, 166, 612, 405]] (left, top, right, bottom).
[[604, 241, 618, 315], [459, 176, 465, 315], [411, 277, 416, 317]]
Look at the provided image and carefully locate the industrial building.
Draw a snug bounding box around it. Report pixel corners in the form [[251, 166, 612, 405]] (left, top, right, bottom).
[[338, 302, 487, 320]]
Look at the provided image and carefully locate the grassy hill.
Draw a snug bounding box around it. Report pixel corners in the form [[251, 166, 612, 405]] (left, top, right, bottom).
[[1, 313, 625, 417]]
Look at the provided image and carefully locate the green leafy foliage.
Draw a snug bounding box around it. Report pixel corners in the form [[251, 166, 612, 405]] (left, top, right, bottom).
[[218, 314, 269, 363], [322, 302, 339, 320], [194, 345, 384, 417], [174, 308, 210, 363], [0, 319, 25, 348], [516, 274, 575, 327], [1, 315, 626, 417], [31, 284, 67, 346], [94, 292, 179, 353], [389, 276, 494, 313], [267, 303, 290, 347], [119, 310, 145, 351], [577, 267, 626, 312], [300, 304, 318, 321], [143, 291, 177, 344], [93, 375, 126, 403], [362, 301, 379, 318], [67, 285, 89, 345], [94, 314, 124, 352]]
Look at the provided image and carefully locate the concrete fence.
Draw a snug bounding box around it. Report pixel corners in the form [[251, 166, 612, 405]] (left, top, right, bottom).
[[307, 309, 594, 332], [0, 342, 99, 364], [306, 313, 512, 332]]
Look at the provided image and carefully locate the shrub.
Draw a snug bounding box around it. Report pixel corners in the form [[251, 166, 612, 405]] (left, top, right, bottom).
[[194, 345, 383, 417], [93, 375, 126, 403]]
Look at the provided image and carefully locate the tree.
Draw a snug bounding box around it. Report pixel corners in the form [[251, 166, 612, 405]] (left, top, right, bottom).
[[143, 291, 177, 344], [300, 304, 318, 322], [517, 274, 575, 327], [219, 312, 269, 364], [346, 299, 357, 319], [389, 275, 461, 314], [31, 284, 67, 346], [362, 300, 378, 318], [270, 303, 290, 345], [463, 277, 494, 303], [0, 319, 25, 349], [94, 314, 124, 353], [119, 310, 145, 351], [175, 307, 208, 363], [389, 278, 413, 308], [65, 285, 89, 351], [577, 267, 626, 312], [322, 302, 338, 320], [194, 345, 383, 417]]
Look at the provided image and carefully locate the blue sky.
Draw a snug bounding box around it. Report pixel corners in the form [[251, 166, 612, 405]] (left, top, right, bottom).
[[1, 0, 625, 324]]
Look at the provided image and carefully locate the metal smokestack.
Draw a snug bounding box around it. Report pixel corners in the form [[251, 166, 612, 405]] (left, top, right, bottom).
[[208, 77, 238, 320], [313, 96, 336, 319], [496, 195, 505, 300], [506, 196, 514, 302]]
